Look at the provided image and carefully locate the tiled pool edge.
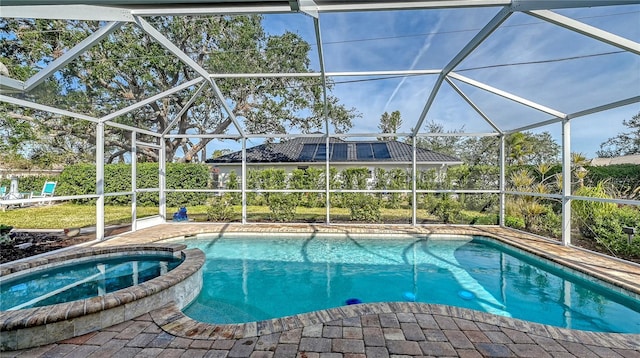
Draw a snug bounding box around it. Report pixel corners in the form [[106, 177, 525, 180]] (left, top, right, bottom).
[[0, 244, 205, 351], [150, 302, 640, 351]]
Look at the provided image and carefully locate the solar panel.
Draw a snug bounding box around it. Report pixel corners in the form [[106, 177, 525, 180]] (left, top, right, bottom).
[[299, 144, 317, 161], [372, 142, 391, 159], [356, 143, 374, 160], [331, 143, 348, 161], [314, 144, 327, 160]]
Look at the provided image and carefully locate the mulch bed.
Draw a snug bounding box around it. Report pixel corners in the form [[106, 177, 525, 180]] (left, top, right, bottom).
[[0, 232, 97, 264], [0, 225, 132, 265]]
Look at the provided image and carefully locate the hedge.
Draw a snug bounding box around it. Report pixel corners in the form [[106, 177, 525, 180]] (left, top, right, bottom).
[[57, 162, 210, 207]]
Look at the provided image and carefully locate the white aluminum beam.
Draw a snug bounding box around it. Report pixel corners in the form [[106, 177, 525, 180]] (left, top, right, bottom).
[[561, 119, 571, 246], [448, 72, 567, 119], [24, 22, 123, 91], [511, 0, 640, 11], [442, 6, 512, 75], [209, 79, 246, 136], [162, 81, 209, 136], [507, 95, 640, 133], [134, 16, 210, 80], [0, 5, 135, 22], [527, 10, 640, 56], [0, 77, 25, 91], [130, 4, 291, 16], [299, 0, 319, 18], [104, 120, 162, 137], [0, 95, 100, 123], [568, 95, 640, 120], [413, 7, 511, 136], [445, 77, 503, 134], [96, 122, 105, 241], [306, 0, 510, 13], [207, 70, 441, 80], [499, 134, 505, 227], [99, 77, 205, 123], [313, 17, 329, 133]]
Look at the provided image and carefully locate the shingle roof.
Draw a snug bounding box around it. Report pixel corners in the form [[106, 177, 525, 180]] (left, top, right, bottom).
[[206, 137, 461, 164]]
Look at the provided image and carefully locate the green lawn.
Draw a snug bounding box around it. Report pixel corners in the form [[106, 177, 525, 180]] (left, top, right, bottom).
[[0, 203, 496, 229]]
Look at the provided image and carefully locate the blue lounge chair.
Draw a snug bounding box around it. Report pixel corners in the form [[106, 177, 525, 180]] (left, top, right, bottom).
[[31, 181, 57, 205]]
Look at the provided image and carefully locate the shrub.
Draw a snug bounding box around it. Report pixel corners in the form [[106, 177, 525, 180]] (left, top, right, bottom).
[[431, 195, 462, 224], [58, 163, 209, 206], [206, 194, 235, 222], [572, 183, 617, 238], [346, 194, 380, 222], [267, 193, 297, 222], [505, 215, 525, 230], [226, 170, 241, 205]]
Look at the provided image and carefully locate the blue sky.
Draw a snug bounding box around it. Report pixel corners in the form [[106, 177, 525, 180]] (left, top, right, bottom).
[[258, 4, 640, 158]]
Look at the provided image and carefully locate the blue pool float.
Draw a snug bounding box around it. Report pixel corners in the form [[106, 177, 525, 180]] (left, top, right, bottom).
[[403, 292, 416, 302], [458, 290, 475, 300], [345, 298, 362, 305]]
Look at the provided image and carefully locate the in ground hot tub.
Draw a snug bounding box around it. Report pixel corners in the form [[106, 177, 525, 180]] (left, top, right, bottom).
[[0, 244, 204, 351]]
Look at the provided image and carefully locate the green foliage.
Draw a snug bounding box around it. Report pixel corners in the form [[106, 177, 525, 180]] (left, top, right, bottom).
[[226, 170, 241, 205], [267, 193, 298, 222], [585, 164, 640, 200], [1, 17, 357, 163], [597, 111, 640, 158], [346, 194, 381, 222], [431, 195, 462, 224], [206, 194, 235, 222], [572, 183, 640, 258], [290, 167, 325, 208], [0, 174, 59, 195], [505, 215, 525, 230], [58, 163, 209, 206], [0, 224, 13, 243]]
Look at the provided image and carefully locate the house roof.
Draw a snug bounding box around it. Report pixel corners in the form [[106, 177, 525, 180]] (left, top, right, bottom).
[[206, 137, 462, 165], [590, 154, 640, 166]]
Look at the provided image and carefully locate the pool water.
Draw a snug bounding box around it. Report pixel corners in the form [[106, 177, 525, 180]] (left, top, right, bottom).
[[176, 235, 640, 333], [0, 255, 183, 310]]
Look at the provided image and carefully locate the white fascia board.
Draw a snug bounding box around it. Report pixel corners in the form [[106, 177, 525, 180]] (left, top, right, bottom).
[[527, 10, 640, 55], [0, 5, 135, 22], [0, 76, 25, 92], [0, 94, 99, 123], [99, 77, 205, 123], [448, 72, 567, 119], [311, 0, 510, 13], [25, 22, 123, 91]]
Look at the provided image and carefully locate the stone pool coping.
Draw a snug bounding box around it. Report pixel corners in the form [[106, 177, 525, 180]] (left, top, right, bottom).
[[148, 301, 640, 351], [0, 244, 205, 351]]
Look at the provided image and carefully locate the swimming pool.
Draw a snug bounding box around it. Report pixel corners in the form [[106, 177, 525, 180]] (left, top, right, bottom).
[[0, 255, 183, 311], [171, 234, 640, 333]]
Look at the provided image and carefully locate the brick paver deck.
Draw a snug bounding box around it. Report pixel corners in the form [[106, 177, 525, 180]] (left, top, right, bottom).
[[2, 224, 639, 357]]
